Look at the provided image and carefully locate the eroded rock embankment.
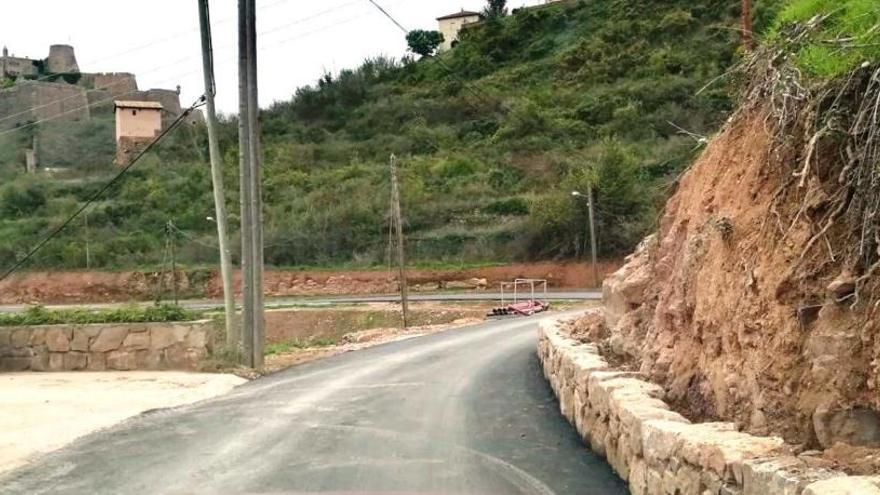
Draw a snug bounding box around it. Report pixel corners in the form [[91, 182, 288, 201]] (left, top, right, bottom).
[[600, 106, 880, 457]]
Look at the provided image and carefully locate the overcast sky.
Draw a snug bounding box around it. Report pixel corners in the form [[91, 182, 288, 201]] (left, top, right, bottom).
[[2, 0, 542, 114]]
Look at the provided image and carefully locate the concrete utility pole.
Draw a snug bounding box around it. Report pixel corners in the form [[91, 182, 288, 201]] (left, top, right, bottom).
[[168, 221, 179, 306], [84, 211, 91, 269], [246, 0, 265, 369], [198, 0, 237, 348], [237, 0, 265, 368], [390, 154, 410, 329], [238, 0, 255, 367]]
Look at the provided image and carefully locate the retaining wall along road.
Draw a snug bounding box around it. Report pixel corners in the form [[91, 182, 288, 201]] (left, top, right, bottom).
[[0, 320, 214, 372], [537, 315, 880, 495]]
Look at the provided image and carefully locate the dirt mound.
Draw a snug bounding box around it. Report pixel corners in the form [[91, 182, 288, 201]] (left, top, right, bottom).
[[601, 105, 880, 453]]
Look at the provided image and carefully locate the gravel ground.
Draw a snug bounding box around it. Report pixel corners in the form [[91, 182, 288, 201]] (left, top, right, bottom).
[[0, 371, 245, 474]]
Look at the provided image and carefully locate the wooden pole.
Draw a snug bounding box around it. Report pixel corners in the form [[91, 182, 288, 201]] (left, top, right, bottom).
[[246, 0, 265, 369], [742, 0, 754, 51], [237, 0, 255, 366], [390, 154, 409, 329], [587, 187, 599, 288], [198, 0, 237, 348]]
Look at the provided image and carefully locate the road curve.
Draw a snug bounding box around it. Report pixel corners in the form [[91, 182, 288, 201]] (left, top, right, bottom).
[[0, 315, 626, 495]]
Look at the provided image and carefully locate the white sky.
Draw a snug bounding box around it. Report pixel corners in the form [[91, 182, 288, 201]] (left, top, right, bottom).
[[1, 0, 542, 114]]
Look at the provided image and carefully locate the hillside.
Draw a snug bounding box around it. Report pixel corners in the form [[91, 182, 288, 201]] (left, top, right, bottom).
[[1, 0, 760, 272], [592, 0, 880, 460]]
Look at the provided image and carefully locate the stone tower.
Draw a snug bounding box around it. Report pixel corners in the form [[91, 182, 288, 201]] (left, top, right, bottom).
[[47, 44, 79, 73], [2, 46, 7, 57]]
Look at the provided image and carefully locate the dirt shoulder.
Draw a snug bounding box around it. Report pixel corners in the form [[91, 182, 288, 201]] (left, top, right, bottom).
[[0, 371, 245, 474], [263, 316, 486, 373]]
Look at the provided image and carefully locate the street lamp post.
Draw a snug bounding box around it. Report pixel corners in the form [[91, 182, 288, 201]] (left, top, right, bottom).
[[572, 189, 600, 288]]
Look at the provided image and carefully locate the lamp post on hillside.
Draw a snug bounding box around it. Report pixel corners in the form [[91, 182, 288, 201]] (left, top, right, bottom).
[[572, 189, 599, 288]]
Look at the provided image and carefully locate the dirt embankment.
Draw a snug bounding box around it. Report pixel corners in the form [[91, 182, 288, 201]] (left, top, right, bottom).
[[0, 261, 622, 305], [599, 106, 880, 456]]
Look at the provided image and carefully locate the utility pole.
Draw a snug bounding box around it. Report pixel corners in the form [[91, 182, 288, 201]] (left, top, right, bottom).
[[238, 0, 255, 367], [587, 187, 599, 288], [84, 211, 91, 269], [573, 189, 600, 288], [389, 154, 409, 329], [742, 0, 754, 51], [246, 0, 265, 369], [238, 0, 265, 368], [168, 221, 179, 306], [198, 0, 237, 348]]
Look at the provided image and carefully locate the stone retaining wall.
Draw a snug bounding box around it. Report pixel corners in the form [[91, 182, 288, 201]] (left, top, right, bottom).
[[537, 315, 880, 495], [0, 320, 215, 372]]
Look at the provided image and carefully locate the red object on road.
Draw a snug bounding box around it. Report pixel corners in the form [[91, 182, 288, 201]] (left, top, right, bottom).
[[488, 300, 549, 317]]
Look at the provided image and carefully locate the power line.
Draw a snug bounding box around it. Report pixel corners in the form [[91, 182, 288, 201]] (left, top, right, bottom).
[[0, 0, 366, 129], [0, 0, 303, 88], [363, 0, 503, 110], [0, 97, 206, 283]]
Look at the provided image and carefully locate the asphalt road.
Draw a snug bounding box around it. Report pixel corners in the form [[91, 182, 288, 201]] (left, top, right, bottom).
[[0, 290, 602, 313], [0, 315, 626, 495]]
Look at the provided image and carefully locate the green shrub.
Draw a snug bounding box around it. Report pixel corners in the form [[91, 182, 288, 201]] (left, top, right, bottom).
[[0, 304, 201, 327], [485, 197, 530, 216], [1, 180, 46, 217]]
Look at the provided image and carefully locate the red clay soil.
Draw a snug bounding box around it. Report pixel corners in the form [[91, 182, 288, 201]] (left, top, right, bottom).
[[601, 106, 880, 450], [0, 261, 622, 305]]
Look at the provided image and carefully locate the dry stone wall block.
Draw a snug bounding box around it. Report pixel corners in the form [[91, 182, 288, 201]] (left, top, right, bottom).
[[70, 329, 90, 352], [90, 326, 129, 352], [0, 357, 30, 371], [803, 476, 880, 495], [742, 456, 840, 495], [122, 331, 150, 351], [64, 352, 87, 370], [48, 352, 65, 371], [87, 352, 106, 371], [45, 328, 72, 352], [11, 329, 30, 348], [27, 328, 47, 346], [30, 348, 49, 371], [106, 350, 137, 371]]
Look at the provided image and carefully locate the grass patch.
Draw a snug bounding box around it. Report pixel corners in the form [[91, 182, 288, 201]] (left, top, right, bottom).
[[0, 304, 202, 327], [265, 336, 340, 355], [772, 0, 880, 77]]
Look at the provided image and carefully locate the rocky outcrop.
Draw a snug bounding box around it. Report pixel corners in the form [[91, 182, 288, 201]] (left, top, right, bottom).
[[0, 320, 214, 372], [599, 108, 880, 449], [538, 314, 880, 494]]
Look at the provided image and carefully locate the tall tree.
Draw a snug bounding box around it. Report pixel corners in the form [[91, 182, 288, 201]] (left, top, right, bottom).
[[406, 30, 444, 57], [484, 0, 508, 19]]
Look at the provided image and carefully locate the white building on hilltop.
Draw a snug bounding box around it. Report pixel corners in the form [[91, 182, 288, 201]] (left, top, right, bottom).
[[436, 10, 483, 52]]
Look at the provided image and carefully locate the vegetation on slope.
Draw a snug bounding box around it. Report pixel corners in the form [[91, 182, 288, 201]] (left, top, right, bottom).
[[772, 0, 880, 77], [0, 0, 750, 272]]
